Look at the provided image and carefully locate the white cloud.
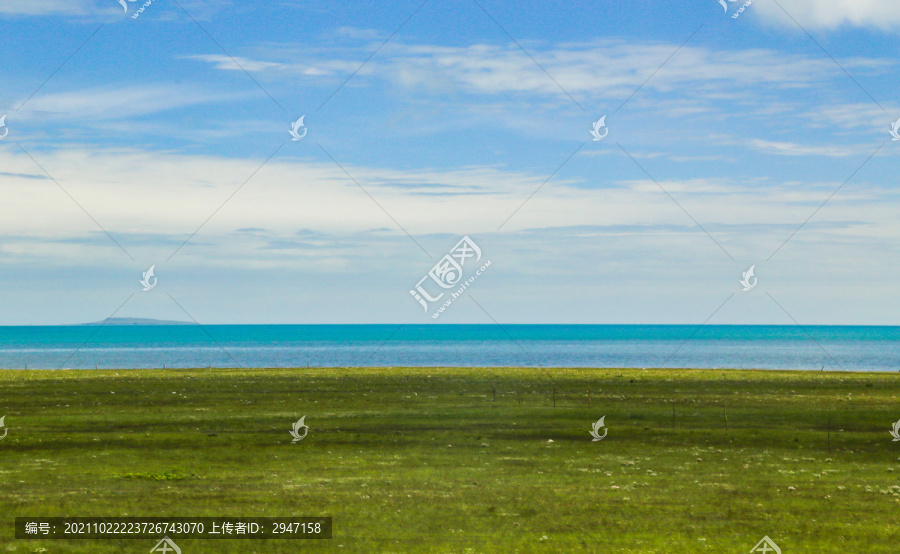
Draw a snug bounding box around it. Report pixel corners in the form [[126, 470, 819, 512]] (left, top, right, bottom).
[[183, 55, 289, 73], [185, 52, 366, 78], [803, 103, 899, 132], [0, 0, 92, 16], [191, 40, 854, 101], [185, 39, 896, 135], [331, 27, 388, 41], [747, 138, 859, 157], [753, 0, 900, 30], [10, 84, 254, 121], [1, 146, 897, 270]]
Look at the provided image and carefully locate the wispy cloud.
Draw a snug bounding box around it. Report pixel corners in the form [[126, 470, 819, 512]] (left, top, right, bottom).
[[753, 0, 900, 30], [0, 0, 93, 16], [11, 84, 256, 121], [803, 103, 899, 131], [747, 139, 860, 157], [183, 55, 290, 73], [188, 40, 872, 101]]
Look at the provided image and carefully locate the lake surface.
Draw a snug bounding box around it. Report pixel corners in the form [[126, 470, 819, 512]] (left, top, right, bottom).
[[0, 324, 897, 371]]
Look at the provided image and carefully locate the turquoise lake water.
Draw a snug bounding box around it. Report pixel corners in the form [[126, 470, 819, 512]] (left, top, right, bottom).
[[0, 325, 897, 371]]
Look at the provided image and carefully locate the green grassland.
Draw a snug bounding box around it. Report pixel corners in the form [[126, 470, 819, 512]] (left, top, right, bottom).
[[1, 367, 899, 553]]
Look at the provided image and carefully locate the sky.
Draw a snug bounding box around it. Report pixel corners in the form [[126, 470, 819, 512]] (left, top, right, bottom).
[[0, 0, 898, 325]]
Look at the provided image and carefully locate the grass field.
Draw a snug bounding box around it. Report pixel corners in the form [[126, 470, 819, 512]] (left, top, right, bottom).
[[1, 366, 899, 553]]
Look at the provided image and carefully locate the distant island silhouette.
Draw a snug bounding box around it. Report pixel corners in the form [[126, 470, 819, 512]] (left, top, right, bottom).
[[82, 318, 192, 326]]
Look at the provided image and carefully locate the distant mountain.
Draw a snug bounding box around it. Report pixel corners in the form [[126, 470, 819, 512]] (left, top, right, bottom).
[[82, 317, 192, 326]]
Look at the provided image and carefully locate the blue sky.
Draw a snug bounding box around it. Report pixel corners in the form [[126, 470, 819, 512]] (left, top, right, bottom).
[[1, 0, 898, 325]]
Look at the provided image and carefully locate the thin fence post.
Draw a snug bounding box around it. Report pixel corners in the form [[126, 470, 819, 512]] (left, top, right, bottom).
[[724, 406, 728, 431], [552, 386, 556, 408]]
